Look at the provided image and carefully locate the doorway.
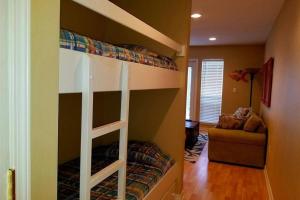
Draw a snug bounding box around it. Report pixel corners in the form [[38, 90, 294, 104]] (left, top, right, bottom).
[[200, 59, 224, 124], [186, 59, 198, 121]]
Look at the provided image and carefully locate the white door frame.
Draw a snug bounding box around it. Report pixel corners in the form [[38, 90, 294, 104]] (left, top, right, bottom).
[[187, 59, 199, 121], [1, 0, 31, 199], [0, 1, 10, 198]]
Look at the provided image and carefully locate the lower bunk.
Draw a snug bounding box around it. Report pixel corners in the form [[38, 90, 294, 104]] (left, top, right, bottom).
[[58, 141, 179, 200]]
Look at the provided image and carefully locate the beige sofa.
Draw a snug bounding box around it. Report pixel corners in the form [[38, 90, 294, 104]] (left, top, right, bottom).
[[208, 128, 267, 168]]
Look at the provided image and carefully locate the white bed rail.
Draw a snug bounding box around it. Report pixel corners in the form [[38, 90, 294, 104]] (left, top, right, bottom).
[[80, 54, 129, 200], [72, 0, 185, 56], [59, 48, 181, 93]]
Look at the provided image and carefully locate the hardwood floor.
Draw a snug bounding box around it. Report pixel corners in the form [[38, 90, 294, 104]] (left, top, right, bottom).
[[183, 144, 269, 200]]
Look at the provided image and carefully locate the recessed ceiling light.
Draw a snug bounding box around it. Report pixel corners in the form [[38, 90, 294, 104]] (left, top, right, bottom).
[[209, 37, 217, 41], [191, 13, 202, 19]]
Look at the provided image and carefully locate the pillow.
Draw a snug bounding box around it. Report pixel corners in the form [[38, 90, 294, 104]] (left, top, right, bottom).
[[60, 29, 75, 50], [256, 120, 267, 133], [233, 107, 252, 120], [105, 141, 174, 174], [73, 33, 90, 53], [118, 44, 159, 58], [99, 42, 118, 58], [116, 47, 132, 61], [92, 145, 110, 160], [89, 39, 103, 55], [117, 44, 177, 70], [243, 113, 263, 132], [216, 114, 244, 129]]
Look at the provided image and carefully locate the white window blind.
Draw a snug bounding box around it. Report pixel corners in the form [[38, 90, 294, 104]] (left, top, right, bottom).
[[200, 60, 224, 124]]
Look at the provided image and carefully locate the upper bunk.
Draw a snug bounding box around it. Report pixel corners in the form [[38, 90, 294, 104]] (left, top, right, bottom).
[[59, 31, 182, 93], [59, 0, 185, 94]]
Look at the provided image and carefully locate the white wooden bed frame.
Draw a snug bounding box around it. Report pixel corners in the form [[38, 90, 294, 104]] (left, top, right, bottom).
[[60, 1, 185, 199], [59, 49, 181, 93]]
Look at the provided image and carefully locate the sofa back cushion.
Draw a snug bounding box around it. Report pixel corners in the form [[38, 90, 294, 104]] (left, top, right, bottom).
[[216, 114, 244, 129], [244, 113, 264, 132], [256, 120, 267, 133]]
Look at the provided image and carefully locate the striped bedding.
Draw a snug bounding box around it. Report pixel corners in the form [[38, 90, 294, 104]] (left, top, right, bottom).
[[58, 143, 174, 200], [60, 29, 178, 71]]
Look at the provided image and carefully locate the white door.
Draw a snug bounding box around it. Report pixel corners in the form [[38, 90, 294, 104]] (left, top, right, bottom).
[[186, 59, 198, 121], [200, 60, 224, 124], [1, 0, 30, 199]]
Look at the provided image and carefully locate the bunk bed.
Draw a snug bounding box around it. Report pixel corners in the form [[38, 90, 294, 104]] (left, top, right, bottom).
[[58, 0, 185, 200]]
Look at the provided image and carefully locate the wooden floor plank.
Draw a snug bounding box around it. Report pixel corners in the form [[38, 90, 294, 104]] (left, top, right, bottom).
[[183, 144, 269, 200]]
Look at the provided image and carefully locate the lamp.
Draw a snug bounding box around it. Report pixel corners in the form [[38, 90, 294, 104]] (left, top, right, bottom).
[[229, 68, 260, 107], [245, 68, 260, 107]]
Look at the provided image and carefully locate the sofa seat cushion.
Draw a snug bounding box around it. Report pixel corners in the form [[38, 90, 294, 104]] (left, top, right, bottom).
[[208, 128, 266, 146]]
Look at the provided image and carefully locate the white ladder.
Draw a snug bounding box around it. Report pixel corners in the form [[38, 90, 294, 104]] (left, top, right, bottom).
[[79, 55, 129, 200]]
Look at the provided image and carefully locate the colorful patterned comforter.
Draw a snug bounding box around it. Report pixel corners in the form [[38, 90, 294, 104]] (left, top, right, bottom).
[[58, 145, 174, 200], [60, 29, 178, 70]]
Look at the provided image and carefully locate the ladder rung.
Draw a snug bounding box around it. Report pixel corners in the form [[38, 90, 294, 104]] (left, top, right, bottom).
[[92, 121, 127, 139], [89, 160, 125, 189]]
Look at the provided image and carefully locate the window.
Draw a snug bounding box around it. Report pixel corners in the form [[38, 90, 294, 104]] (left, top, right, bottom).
[[200, 60, 224, 124]]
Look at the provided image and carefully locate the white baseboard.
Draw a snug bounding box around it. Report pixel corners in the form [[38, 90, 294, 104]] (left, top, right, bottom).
[[264, 168, 274, 200]]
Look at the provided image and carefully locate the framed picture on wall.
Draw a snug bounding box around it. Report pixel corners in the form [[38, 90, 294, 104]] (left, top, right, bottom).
[[261, 57, 274, 107]]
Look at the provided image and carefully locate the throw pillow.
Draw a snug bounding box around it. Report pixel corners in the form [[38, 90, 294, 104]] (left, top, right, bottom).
[[233, 107, 252, 120], [105, 141, 174, 174], [256, 121, 267, 133], [118, 44, 159, 58], [216, 114, 244, 129], [243, 113, 263, 132]]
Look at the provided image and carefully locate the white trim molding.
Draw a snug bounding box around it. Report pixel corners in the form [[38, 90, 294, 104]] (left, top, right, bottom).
[[264, 168, 274, 200], [0, 0, 10, 199], [186, 59, 199, 121], [8, 0, 31, 199]]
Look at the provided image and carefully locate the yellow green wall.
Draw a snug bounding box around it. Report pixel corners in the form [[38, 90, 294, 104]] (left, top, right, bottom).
[[30, 0, 60, 199], [60, 0, 106, 41], [58, 92, 122, 164], [262, 0, 300, 199], [189, 45, 265, 119]]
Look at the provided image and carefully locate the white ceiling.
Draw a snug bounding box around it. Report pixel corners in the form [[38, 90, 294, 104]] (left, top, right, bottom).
[[190, 0, 285, 46]]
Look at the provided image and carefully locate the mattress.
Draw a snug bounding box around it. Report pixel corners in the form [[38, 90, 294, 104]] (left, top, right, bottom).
[[60, 30, 178, 71], [58, 143, 174, 200]]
